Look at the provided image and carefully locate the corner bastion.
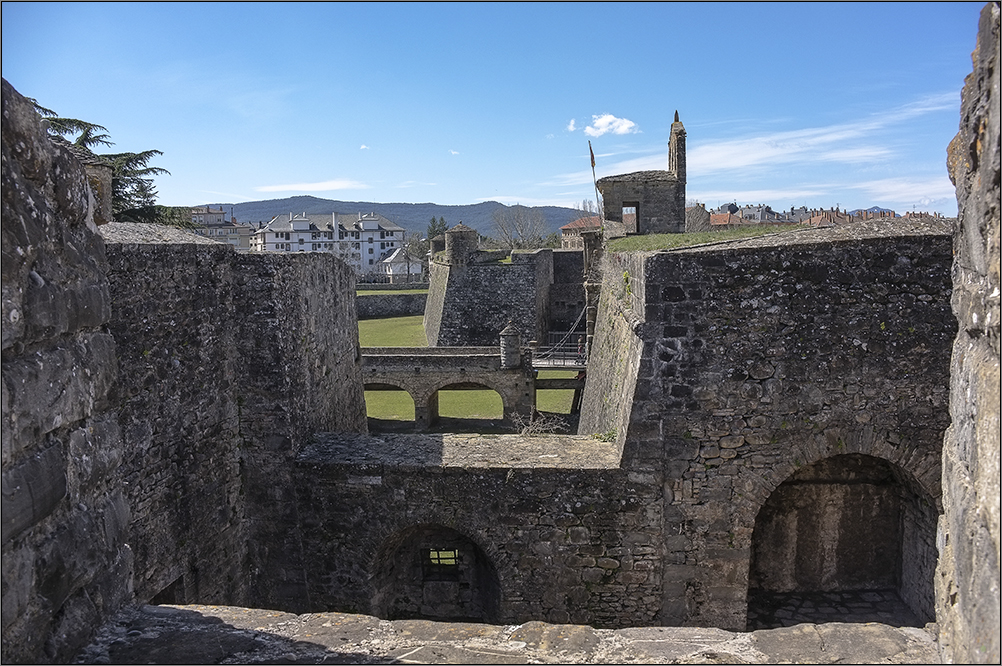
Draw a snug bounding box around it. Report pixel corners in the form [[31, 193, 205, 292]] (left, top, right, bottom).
[[580, 219, 955, 628]]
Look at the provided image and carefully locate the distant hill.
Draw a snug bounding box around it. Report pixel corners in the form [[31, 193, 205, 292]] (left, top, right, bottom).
[[203, 195, 589, 237]]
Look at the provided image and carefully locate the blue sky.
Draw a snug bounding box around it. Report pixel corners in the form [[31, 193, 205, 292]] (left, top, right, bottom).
[[2, 2, 984, 215]]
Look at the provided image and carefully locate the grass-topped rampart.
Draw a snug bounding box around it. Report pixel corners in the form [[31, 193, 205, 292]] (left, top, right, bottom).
[[606, 224, 802, 252]]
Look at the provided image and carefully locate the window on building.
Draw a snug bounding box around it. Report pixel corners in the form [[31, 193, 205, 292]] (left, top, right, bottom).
[[299, 238, 304, 244], [368, 248, 373, 254]]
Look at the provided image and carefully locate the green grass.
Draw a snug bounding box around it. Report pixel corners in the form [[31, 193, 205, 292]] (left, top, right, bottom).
[[363, 389, 502, 421], [607, 224, 800, 252], [535, 369, 577, 414], [364, 390, 415, 420], [358, 315, 427, 347], [437, 390, 502, 418]]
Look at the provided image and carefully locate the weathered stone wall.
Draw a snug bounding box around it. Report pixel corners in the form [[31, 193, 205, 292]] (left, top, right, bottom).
[[94, 226, 369, 616], [292, 433, 663, 628], [104, 238, 247, 607], [597, 171, 686, 237], [2, 74, 370, 660], [581, 221, 954, 628], [938, 3, 1001, 663], [357, 292, 427, 319], [217, 249, 367, 612], [2, 78, 132, 663], [424, 250, 552, 347], [548, 250, 586, 333]]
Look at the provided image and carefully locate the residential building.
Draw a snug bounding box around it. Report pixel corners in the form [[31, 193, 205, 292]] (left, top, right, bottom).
[[559, 216, 602, 249], [250, 211, 405, 275], [190, 206, 254, 252], [375, 247, 425, 283]]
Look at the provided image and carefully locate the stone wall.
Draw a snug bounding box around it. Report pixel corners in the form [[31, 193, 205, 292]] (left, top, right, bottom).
[[2, 76, 369, 660], [937, 3, 1001, 663], [597, 171, 685, 237], [105, 237, 247, 607], [357, 292, 427, 319], [548, 250, 586, 333], [581, 220, 954, 628], [292, 433, 663, 628], [424, 250, 552, 347], [2, 78, 132, 663], [103, 228, 368, 613]]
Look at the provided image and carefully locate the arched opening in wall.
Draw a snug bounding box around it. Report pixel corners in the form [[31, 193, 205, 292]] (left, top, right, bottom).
[[364, 383, 416, 432], [372, 524, 501, 623], [746, 453, 938, 630], [430, 382, 505, 433]]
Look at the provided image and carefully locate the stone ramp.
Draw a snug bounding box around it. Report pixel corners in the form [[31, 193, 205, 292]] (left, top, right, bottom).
[[73, 604, 940, 664]]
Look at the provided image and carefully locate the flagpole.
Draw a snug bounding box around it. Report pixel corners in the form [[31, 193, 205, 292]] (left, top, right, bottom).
[[589, 140, 602, 227]]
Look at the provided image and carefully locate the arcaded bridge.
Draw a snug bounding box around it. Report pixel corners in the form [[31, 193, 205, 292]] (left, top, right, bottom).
[[360, 345, 585, 428]]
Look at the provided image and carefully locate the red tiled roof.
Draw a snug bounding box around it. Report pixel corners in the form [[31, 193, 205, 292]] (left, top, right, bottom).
[[560, 215, 602, 232]]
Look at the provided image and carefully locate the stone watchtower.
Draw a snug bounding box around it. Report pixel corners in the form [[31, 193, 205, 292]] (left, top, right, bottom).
[[596, 111, 687, 236], [444, 223, 479, 266]]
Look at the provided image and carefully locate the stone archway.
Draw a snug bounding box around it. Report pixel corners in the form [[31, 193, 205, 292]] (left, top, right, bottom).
[[428, 381, 506, 428], [363, 382, 417, 432], [372, 524, 502, 623], [746, 453, 938, 629]]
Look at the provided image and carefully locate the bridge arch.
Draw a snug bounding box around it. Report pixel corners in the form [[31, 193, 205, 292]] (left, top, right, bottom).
[[426, 378, 511, 426], [363, 382, 417, 428], [371, 523, 502, 623]]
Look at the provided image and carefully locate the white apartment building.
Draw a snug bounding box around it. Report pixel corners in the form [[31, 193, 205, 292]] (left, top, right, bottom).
[[250, 212, 406, 275]]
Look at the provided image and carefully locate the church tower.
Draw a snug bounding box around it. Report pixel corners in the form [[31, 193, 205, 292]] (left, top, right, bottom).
[[668, 110, 686, 184]]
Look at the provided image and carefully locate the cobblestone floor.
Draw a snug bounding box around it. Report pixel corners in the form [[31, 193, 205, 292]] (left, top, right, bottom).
[[747, 589, 926, 630]]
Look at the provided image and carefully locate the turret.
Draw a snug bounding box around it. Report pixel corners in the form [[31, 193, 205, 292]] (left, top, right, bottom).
[[444, 223, 479, 266], [668, 110, 686, 184]]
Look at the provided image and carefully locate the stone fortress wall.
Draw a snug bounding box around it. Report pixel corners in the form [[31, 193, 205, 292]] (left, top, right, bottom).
[[936, 3, 1001, 662], [356, 292, 427, 319], [423, 224, 587, 348], [1, 79, 367, 661], [2, 3, 1000, 659], [580, 221, 955, 628]]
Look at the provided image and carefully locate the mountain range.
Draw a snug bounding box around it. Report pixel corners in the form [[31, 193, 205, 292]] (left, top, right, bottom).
[[205, 196, 590, 237]]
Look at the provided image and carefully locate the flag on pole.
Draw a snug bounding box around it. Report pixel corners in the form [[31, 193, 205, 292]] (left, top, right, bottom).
[[589, 141, 595, 168]]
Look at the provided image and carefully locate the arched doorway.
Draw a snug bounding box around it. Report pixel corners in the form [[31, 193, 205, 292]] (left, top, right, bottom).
[[364, 383, 416, 432], [747, 453, 938, 629], [372, 524, 501, 623]]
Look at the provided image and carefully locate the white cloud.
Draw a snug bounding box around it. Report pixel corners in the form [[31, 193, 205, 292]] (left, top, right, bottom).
[[567, 119, 577, 132], [850, 176, 956, 204], [256, 179, 370, 192], [688, 93, 957, 175], [450, 149, 460, 155], [360, 144, 370, 150], [690, 187, 833, 204], [396, 180, 437, 188], [584, 114, 639, 137]]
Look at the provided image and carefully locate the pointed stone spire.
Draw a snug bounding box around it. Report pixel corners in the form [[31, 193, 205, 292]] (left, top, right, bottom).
[[674, 109, 679, 122]]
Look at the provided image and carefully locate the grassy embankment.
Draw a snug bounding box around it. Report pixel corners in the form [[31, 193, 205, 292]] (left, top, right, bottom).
[[606, 224, 801, 252], [358, 315, 574, 421]]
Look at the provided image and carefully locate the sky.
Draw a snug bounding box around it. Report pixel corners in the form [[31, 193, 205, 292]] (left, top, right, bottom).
[[1, 2, 985, 216]]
